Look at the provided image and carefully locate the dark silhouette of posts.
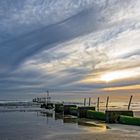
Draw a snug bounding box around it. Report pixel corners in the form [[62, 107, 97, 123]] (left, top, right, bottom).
[[97, 97, 100, 111], [106, 96, 109, 110], [88, 97, 91, 106], [84, 98, 86, 106], [128, 95, 133, 110]]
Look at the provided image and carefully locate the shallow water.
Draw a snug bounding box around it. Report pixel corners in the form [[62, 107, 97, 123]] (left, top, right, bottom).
[[0, 109, 105, 140]]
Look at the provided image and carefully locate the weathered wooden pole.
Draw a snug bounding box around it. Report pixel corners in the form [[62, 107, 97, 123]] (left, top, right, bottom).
[[106, 96, 109, 110], [88, 97, 91, 106], [128, 95, 133, 110], [84, 98, 86, 106], [97, 97, 100, 112]]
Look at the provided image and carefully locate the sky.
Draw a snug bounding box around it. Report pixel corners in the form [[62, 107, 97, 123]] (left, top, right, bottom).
[[0, 0, 140, 100]]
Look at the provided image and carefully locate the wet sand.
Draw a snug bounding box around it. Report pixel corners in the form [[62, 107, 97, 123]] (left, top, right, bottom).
[[45, 124, 140, 140], [0, 107, 140, 140], [46, 133, 139, 140]]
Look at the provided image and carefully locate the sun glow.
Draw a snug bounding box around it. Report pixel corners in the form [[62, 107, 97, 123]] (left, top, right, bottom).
[[100, 70, 136, 82], [81, 67, 140, 84]]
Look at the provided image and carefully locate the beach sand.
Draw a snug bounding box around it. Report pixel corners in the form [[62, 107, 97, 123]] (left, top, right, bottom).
[[47, 133, 139, 140], [45, 124, 140, 140]]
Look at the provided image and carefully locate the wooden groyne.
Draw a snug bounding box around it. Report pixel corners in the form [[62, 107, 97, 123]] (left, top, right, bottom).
[[78, 106, 95, 118], [87, 110, 106, 121], [64, 105, 77, 115], [106, 110, 133, 123], [55, 103, 64, 113], [37, 95, 140, 126], [119, 115, 140, 126], [52, 104, 138, 125]]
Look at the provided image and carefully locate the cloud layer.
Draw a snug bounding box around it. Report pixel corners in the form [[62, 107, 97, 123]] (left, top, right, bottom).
[[0, 0, 140, 99]]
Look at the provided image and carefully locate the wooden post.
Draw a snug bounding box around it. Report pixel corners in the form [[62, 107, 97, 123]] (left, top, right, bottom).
[[106, 110, 133, 123], [88, 97, 91, 106], [84, 98, 86, 106], [78, 106, 95, 118], [128, 95, 133, 110], [97, 97, 100, 112], [106, 96, 109, 110]]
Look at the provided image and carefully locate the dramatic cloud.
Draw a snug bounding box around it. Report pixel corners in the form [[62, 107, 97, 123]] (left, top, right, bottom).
[[0, 0, 140, 99]]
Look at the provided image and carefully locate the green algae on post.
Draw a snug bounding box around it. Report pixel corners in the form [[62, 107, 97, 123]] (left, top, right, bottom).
[[87, 110, 106, 121], [119, 115, 140, 126]]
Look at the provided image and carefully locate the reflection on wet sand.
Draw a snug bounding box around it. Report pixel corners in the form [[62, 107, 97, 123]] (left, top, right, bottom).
[[39, 110, 107, 130]]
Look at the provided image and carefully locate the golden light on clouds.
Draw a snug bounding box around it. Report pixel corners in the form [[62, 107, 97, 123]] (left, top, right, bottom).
[[81, 67, 140, 84], [102, 84, 140, 91]]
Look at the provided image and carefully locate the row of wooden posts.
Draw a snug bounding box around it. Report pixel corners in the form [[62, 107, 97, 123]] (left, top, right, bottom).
[[83, 95, 133, 111], [43, 95, 140, 125], [54, 103, 134, 124]]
